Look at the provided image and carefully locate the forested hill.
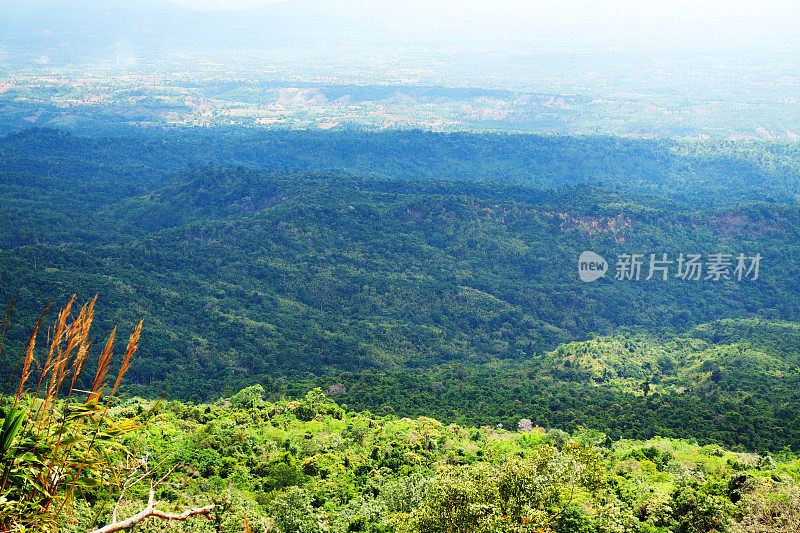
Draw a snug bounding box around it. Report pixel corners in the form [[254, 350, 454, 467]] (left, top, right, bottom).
[[2, 128, 800, 450], [4, 127, 800, 207]]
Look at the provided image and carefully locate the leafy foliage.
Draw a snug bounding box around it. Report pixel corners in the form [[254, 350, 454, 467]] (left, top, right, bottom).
[[53, 386, 800, 533]]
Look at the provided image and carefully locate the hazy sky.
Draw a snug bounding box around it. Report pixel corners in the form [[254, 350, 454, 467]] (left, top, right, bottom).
[[8, 0, 800, 54], [162, 0, 800, 44], [166, 0, 283, 9], [165, 0, 800, 18]]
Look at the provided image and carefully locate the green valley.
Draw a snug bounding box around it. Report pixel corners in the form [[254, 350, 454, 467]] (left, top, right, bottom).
[[1, 129, 799, 454]]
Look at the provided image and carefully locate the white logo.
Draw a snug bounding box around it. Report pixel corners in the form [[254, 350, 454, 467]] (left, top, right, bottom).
[[578, 251, 608, 283]]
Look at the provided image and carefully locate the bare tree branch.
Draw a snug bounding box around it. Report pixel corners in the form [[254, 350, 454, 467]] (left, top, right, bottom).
[[91, 465, 213, 533], [88, 489, 214, 533]]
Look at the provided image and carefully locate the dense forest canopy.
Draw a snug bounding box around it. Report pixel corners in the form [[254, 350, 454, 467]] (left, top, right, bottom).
[[1, 128, 800, 453]]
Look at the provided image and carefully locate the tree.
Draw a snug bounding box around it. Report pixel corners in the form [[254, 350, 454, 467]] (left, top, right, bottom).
[[269, 486, 327, 533]]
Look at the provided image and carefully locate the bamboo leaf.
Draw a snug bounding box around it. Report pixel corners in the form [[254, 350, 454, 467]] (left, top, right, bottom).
[[0, 409, 25, 457]]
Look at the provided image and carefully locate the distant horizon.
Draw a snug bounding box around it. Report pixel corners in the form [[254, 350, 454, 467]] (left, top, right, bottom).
[[4, 0, 800, 138], [13, 0, 800, 51]]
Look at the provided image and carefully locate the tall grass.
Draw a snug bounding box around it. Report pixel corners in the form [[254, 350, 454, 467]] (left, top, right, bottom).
[[0, 295, 143, 532]]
